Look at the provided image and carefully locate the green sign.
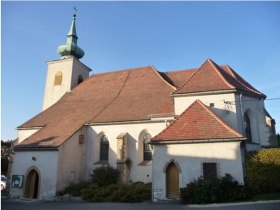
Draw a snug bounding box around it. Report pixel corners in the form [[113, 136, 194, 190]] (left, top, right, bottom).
[[11, 175, 24, 188]]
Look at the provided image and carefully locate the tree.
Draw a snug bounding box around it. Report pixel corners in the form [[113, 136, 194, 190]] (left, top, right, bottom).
[[1, 140, 13, 175]]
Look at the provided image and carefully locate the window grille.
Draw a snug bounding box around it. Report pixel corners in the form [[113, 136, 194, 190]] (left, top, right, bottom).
[[202, 162, 217, 179]]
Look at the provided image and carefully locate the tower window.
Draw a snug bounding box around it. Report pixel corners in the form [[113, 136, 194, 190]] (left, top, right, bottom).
[[54, 71, 62, 85], [78, 75, 83, 85]]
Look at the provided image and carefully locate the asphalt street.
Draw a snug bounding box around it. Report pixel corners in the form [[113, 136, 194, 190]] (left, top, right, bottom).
[[1, 199, 280, 210]]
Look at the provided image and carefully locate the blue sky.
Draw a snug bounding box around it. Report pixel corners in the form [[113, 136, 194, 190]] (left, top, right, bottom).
[[1, 1, 280, 140]]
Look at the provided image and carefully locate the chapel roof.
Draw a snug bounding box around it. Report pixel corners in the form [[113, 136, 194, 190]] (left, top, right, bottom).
[[16, 66, 176, 148], [173, 59, 265, 98], [151, 99, 244, 142], [15, 59, 263, 149]]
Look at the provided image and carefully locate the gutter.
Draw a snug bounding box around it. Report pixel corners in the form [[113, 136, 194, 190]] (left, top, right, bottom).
[[85, 118, 174, 126], [149, 138, 246, 145], [14, 146, 59, 151]]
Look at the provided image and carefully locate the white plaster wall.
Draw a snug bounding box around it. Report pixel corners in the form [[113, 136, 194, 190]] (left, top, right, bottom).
[[10, 150, 58, 200], [71, 58, 91, 89], [57, 127, 86, 192], [152, 141, 244, 200], [17, 128, 41, 143], [173, 93, 239, 132], [43, 59, 73, 110], [42, 58, 90, 110], [235, 94, 269, 147], [84, 121, 168, 183]]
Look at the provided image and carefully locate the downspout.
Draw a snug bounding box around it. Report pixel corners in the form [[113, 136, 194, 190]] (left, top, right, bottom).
[[240, 92, 244, 135], [239, 92, 246, 183]]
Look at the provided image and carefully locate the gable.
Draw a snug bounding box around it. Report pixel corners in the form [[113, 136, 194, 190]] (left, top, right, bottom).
[[173, 59, 265, 98], [151, 100, 244, 142]]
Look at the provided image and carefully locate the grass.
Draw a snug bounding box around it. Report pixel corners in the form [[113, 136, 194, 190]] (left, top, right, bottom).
[[247, 192, 280, 201]]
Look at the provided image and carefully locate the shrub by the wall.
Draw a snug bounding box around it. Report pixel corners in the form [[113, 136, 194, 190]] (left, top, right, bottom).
[[180, 174, 249, 204], [61, 182, 90, 196], [91, 166, 119, 187], [81, 182, 151, 202], [245, 148, 280, 194]]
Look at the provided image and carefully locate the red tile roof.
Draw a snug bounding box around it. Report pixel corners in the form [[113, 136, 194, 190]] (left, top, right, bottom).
[[16, 59, 261, 149], [16, 66, 176, 148], [151, 100, 244, 142], [174, 59, 265, 97], [164, 68, 197, 88]]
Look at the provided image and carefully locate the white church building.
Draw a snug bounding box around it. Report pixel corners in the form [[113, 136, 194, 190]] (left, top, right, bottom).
[[10, 14, 277, 200]]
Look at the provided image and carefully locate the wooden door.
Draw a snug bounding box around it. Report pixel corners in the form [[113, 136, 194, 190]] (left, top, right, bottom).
[[166, 162, 179, 198], [25, 170, 39, 199]]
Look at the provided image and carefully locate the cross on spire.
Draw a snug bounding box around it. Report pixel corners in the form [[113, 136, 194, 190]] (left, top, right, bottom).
[[73, 6, 77, 17]]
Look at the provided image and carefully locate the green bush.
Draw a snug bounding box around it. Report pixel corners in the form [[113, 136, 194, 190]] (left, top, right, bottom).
[[81, 182, 151, 202], [91, 166, 119, 187], [245, 148, 280, 194], [62, 182, 90, 196], [180, 174, 249, 204]]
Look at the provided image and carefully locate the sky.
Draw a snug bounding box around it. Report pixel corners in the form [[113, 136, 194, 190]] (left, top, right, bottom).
[[1, 1, 280, 140]]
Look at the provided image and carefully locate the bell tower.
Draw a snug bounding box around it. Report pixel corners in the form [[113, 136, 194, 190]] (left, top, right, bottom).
[[42, 12, 91, 110]]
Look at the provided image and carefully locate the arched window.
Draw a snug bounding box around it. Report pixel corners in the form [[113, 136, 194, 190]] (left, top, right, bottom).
[[54, 71, 62, 85], [78, 75, 83, 85], [143, 133, 152, 161], [100, 136, 109, 161], [244, 113, 252, 143]]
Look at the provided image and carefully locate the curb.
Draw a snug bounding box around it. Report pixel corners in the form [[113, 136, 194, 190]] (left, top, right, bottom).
[[187, 200, 280, 208]]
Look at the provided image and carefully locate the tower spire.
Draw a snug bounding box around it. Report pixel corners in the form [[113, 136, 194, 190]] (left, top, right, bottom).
[[57, 9, 84, 59]]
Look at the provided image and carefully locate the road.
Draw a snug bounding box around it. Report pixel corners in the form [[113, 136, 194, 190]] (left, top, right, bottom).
[[2, 199, 280, 210]]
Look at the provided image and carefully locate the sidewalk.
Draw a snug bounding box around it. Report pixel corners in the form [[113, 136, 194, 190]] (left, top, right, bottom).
[[188, 200, 280, 208]]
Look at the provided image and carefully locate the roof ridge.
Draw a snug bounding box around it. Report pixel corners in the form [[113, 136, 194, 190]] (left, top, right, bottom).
[[172, 67, 198, 93], [223, 65, 264, 96], [173, 58, 234, 94], [151, 66, 177, 90], [207, 59, 235, 89], [164, 68, 197, 74], [92, 65, 154, 77]]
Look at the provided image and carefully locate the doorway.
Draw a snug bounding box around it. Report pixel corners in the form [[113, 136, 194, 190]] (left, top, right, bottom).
[[166, 162, 179, 198], [24, 169, 39, 199]]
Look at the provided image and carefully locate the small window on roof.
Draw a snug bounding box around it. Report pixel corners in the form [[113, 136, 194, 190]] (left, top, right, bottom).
[[54, 71, 62, 85]]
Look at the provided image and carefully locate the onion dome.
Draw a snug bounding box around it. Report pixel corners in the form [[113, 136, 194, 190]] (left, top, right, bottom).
[[57, 14, 84, 59]]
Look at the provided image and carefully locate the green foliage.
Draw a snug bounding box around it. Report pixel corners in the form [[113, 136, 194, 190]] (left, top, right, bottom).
[[62, 182, 90, 196], [91, 166, 119, 187], [81, 182, 151, 202], [1, 158, 8, 175], [180, 174, 249, 204], [245, 148, 280, 194]]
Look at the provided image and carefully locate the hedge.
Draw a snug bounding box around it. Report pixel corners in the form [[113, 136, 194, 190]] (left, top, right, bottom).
[[81, 182, 151, 202], [245, 148, 280, 194], [180, 174, 249, 204]]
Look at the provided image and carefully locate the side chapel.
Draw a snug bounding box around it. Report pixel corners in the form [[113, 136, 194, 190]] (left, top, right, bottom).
[[10, 13, 277, 200]]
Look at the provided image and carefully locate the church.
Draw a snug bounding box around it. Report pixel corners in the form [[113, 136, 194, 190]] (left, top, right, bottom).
[[10, 13, 277, 201]]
